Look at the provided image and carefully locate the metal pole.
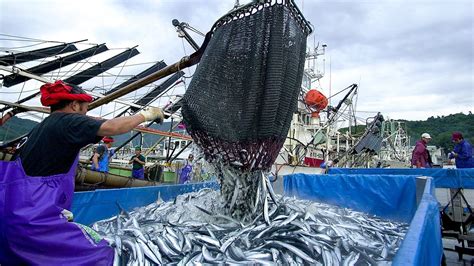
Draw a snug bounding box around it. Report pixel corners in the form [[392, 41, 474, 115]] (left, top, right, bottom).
[[143, 122, 181, 156], [165, 118, 174, 161], [113, 121, 153, 153], [172, 19, 200, 51], [170, 141, 192, 162], [88, 31, 211, 110]]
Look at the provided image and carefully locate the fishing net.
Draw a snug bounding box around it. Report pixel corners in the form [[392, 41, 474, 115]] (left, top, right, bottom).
[[182, 0, 311, 219]]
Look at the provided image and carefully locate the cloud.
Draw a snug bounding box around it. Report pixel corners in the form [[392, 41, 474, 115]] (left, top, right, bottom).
[[0, 0, 472, 121]]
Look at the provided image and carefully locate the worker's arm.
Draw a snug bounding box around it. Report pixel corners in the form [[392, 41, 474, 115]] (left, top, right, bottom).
[[98, 115, 145, 136], [455, 143, 471, 160], [97, 107, 164, 136], [134, 156, 146, 165]]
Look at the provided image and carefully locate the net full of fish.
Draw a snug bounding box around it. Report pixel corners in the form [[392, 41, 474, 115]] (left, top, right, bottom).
[[93, 187, 408, 265], [181, 0, 311, 221]]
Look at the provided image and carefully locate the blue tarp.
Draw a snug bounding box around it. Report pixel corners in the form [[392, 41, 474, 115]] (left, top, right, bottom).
[[284, 173, 442, 265], [284, 173, 418, 222], [328, 168, 474, 188], [72, 182, 219, 225], [393, 178, 442, 266], [72, 174, 442, 265]]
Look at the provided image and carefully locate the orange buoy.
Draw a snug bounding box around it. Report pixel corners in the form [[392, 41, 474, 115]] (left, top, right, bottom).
[[304, 89, 328, 117]]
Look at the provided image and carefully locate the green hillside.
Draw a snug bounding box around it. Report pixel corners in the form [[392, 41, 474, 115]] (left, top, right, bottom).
[[341, 112, 473, 153], [0, 117, 181, 148], [402, 112, 473, 153]]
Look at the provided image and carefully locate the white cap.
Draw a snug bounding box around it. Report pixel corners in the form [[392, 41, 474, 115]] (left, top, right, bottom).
[[421, 133, 431, 139]]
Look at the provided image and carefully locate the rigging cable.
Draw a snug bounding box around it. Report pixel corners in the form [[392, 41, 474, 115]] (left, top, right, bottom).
[[326, 85, 354, 100], [107, 47, 139, 91], [0, 88, 39, 94], [0, 41, 48, 50], [180, 38, 194, 79], [101, 104, 128, 118], [16, 82, 27, 102], [57, 44, 105, 81]]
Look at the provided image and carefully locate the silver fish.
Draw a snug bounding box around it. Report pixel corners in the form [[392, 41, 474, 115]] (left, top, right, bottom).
[[93, 188, 408, 265]]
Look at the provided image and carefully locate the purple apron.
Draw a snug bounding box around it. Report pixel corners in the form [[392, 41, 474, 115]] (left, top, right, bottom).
[[131, 168, 144, 179], [179, 164, 192, 184], [0, 157, 114, 265]]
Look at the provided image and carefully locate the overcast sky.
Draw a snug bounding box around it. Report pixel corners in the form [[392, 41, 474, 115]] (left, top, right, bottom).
[[0, 0, 472, 122]]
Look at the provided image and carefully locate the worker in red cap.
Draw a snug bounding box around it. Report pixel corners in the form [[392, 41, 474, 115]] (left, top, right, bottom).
[[411, 132, 432, 168], [0, 80, 164, 265], [91, 136, 115, 173], [449, 132, 474, 168]]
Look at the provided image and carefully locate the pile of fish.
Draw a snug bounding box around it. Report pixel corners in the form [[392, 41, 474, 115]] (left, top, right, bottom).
[[93, 188, 409, 265], [216, 165, 268, 221]]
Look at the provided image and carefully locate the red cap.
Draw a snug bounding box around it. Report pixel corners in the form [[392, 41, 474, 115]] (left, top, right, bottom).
[[102, 136, 114, 143], [452, 132, 463, 141], [40, 80, 93, 107]]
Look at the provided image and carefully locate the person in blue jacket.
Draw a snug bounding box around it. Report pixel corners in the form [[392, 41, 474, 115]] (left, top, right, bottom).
[[91, 136, 115, 173], [320, 158, 339, 169], [449, 132, 474, 168]]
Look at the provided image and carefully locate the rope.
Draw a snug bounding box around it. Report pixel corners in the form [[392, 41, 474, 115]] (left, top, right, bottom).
[[0, 88, 39, 94], [58, 44, 105, 80], [0, 33, 68, 44], [16, 82, 27, 102], [180, 39, 194, 79], [0, 42, 47, 50]]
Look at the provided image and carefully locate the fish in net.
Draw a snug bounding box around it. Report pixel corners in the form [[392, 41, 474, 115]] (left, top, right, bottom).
[[182, 0, 312, 220]]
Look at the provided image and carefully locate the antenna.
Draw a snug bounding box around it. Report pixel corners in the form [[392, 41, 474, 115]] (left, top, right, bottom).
[[329, 56, 332, 106]]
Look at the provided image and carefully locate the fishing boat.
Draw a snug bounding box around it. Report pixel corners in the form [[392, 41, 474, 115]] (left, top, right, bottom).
[[265, 41, 429, 189]]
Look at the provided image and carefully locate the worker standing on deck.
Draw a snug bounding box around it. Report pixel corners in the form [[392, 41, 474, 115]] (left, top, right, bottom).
[[179, 154, 194, 184], [0, 80, 164, 265], [320, 158, 339, 169], [449, 132, 474, 168], [91, 136, 115, 173], [129, 146, 146, 179], [411, 133, 432, 168]]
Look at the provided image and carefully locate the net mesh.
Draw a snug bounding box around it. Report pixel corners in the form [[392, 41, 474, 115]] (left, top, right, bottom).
[[183, 1, 309, 171], [182, 0, 310, 218]]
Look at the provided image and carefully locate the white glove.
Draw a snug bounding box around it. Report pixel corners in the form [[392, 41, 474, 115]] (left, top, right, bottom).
[[61, 209, 74, 222], [139, 107, 164, 123]]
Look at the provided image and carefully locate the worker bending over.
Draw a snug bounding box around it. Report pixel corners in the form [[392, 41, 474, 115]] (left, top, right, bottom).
[[0, 80, 164, 265], [449, 132, 474, 168]]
